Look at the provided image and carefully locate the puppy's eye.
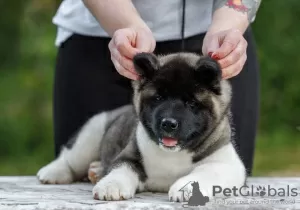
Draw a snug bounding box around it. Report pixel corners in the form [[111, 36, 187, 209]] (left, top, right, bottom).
[[155, 94, 163, 101], [186, 100, 196, 108]]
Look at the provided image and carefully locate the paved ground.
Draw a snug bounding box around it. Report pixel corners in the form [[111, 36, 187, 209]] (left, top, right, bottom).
[[1, 176, 300, 209]]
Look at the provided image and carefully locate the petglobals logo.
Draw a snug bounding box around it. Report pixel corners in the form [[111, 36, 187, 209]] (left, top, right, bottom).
[[179, 182, 298, 208], [212, 185, 299, 197]]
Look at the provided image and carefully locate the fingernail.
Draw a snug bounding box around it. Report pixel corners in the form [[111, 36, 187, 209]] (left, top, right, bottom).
[[212, 53, 219, 60]]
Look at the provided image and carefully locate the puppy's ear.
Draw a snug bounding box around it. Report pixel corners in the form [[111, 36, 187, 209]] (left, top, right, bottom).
[[195, 56, 222, 93], [133, 53, 159, 79]]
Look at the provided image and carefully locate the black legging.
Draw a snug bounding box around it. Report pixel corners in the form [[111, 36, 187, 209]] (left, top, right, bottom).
[[53, 27, 259, 175]]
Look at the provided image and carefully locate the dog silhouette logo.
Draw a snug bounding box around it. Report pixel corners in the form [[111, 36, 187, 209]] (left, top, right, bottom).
[[179, 181, 210, 207], [188, 182, 209, 206]]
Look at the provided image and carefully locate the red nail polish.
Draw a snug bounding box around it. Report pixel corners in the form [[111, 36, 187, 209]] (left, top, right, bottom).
[[212, 54, 219, 60]]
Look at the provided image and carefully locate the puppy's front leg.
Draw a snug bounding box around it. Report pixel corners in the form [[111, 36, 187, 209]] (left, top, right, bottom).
[[169, 143, 246, 202], [93, 162, 144, 201], [93, 141, 146, 201]]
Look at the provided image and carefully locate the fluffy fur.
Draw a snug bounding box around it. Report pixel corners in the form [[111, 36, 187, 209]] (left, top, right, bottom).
[[37, 52, 246, 202]]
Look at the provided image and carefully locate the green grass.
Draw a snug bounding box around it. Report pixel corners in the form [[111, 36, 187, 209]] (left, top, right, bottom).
[[252, 129, 300, 176]]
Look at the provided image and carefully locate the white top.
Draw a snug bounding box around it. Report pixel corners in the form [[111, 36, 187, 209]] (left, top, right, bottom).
[[53, 0, 214, 46]]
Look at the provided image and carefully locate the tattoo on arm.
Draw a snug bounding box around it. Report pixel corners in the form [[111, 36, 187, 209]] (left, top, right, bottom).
[[213, 0, 262, 21]]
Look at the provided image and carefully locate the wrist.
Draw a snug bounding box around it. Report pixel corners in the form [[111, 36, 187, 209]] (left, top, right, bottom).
[[207, 7, 249, 36], [128, 23, 152, 34], [107, 18, 151, 37]]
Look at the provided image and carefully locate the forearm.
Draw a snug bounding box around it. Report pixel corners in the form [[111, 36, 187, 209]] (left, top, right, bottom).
[[82, 0, 149, 36], [208, 0, 261, 34]]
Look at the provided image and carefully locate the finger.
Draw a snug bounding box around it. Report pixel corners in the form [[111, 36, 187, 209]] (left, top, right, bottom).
[[222, 53, 247, 79], [217, 40, 247, 69], [204, 37, 220, 57], [111, 48, 135, 72], [109, 40, 140, 79], [214, 29, 242, 60], [113, 34, 139, 59], [135, 30, 155, 53], [111, 58, 139, 80], [149, 40, 156, 53]]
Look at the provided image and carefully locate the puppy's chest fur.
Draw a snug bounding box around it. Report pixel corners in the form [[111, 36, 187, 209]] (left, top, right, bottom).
[[136, 124, 194, 192]]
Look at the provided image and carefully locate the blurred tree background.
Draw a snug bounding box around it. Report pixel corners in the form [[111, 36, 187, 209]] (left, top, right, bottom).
[[0, 1, 299, 176]]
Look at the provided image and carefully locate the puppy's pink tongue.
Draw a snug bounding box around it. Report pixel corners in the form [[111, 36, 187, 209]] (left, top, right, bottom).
[[162, 137, 178, 147]]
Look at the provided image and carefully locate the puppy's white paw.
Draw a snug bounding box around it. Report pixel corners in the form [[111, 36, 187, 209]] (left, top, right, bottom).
[[37, 159, 74, 184], [168, 176, 211, 203], [92, 175, 136, 201]]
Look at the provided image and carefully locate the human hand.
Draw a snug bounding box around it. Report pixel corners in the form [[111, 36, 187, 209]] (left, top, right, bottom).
[[108, 27, 156, 80], [202, 29, 248, 79]]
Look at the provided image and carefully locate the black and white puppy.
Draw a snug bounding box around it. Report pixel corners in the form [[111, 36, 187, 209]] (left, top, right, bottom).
[[37, 52, 246, 202]]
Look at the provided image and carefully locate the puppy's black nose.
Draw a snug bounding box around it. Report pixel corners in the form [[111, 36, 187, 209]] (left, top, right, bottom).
[[160, 118, 179, 132]]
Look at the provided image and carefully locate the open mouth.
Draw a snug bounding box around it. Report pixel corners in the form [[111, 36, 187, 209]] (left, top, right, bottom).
[[159, 137, 178, 147]]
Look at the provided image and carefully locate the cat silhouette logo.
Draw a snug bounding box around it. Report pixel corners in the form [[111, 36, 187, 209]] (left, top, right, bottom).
[[179, 181, 210, 207]]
